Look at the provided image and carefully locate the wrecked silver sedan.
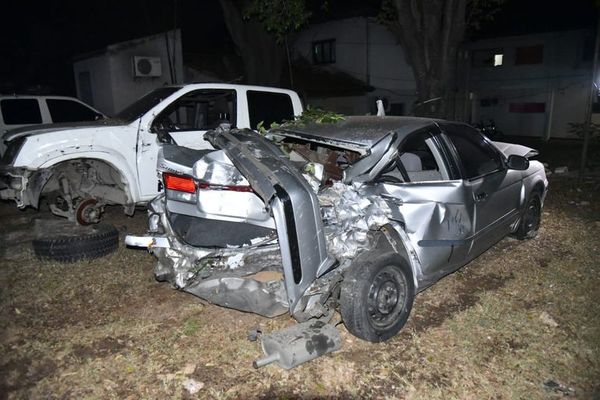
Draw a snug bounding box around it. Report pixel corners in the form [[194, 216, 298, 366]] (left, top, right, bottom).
[[127, 116, 547, 346]]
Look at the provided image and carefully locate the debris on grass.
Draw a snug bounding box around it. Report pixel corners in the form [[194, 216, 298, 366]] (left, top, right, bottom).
[[181, 363, 196, 375], [539, 311, 559, 328], [542, 379, 575, 396], [183, 378, 204, 394]]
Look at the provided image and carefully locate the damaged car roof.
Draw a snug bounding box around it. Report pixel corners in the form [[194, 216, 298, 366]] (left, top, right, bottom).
[[274, 116, 439, 152]]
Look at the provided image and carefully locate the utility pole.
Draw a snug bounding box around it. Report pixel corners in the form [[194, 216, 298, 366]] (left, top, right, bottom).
[[579, 13, 600, 181]]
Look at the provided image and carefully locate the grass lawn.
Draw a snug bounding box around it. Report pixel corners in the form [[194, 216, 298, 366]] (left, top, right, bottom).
[[1, 175, 599, 399]]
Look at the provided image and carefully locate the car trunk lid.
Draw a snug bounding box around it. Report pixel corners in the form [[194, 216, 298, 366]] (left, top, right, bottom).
[[206, 129, 335, 313]]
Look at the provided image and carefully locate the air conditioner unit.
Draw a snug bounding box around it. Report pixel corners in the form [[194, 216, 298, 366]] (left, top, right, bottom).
[[132, 56, 162, 77]]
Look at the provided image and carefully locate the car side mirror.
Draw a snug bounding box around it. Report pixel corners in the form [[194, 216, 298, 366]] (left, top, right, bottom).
[[507, 154, 529, 171]]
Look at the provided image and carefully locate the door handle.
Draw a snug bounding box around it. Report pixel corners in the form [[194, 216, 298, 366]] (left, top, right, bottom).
[[475, 192, 487, 202]]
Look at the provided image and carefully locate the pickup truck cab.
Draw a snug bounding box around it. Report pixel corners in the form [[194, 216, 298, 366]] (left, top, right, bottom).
[[0, 84, 303, 224]]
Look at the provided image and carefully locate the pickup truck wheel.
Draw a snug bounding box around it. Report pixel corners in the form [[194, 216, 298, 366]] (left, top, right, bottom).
[[75, 198, 103, 225], [515, 194, 541, 240], [340, 253, 414, 342], [32, 222, 118, 262]]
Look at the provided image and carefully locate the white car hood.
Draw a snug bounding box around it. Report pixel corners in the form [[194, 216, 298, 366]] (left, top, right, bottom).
[[3, 119, 127, 143], [492, 141, 539, 159]]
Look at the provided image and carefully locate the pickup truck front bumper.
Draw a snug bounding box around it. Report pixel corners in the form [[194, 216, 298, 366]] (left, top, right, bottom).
[[0, 167, 46, 208]]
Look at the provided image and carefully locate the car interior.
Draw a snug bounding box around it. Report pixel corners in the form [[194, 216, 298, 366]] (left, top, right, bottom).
[[153, 90, 236, 132], [377, 130, 449, 183]]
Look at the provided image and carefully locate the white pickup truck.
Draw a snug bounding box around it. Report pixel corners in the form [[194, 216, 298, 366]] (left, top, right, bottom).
[[0, 84, 303, 224]]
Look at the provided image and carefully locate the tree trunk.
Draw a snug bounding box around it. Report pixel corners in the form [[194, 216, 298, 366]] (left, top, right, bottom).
[[219, 0, 285, 86], [388, 0, 466, 118]]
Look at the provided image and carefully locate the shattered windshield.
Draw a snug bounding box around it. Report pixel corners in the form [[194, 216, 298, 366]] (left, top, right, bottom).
[[113, 87, 180, 122]]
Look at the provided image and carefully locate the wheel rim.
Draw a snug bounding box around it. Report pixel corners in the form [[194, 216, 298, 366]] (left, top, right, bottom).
[[367, 265, 407, 329], [523, 198, 540, 234], [76, 198, 101, 225]]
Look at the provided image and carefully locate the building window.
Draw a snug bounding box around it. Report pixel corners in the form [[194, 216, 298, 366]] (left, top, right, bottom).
[[493, 54, 503, 66], [472, 48, 504, 67], [312, 39, 336, 64], [509, 102, 546, 113], [515, 45, 543, 65]]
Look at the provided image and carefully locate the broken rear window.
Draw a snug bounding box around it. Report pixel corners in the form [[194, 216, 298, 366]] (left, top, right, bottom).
[[281, 137, 360, 182]]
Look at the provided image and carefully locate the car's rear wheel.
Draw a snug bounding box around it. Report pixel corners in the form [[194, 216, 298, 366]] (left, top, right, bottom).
[[515, 193, 542, 240], [340, 253, 414, 342]]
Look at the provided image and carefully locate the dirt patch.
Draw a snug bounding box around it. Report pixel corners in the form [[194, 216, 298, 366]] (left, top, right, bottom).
[[189, 364, 229, 392], [409, 273, 512, 333], [0, 356, 56, 397], [71, 335, 130, 360]]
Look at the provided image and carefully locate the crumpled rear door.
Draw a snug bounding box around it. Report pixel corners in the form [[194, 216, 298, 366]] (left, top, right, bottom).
[[376, 181, 475, 284], [206, 129, 335, 313]]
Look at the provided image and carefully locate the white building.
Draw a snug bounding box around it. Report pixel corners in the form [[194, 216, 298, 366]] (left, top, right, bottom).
[[466, 29, 597, 138], [293, 17, 416, 115], [73, 30, 183, 116]]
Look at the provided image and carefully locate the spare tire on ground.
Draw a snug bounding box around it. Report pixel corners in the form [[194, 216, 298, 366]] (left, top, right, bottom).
[[32, 219, 119, 262]]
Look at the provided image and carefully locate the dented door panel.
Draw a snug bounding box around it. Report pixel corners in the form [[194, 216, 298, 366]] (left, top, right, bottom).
[[365, 181, 475, 282]]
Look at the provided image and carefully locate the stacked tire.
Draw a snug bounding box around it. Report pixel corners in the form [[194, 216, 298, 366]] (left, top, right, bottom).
[[32, 222, 118, 262]]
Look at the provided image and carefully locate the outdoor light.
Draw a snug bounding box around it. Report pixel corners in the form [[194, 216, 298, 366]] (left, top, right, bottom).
[[494, 54, 503, 66]]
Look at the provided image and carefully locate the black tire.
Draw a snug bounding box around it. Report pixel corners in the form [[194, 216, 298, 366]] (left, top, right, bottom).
[[515, 193, 542, 240], [340, 253, 415, 342], [32, 222, 119, 262]]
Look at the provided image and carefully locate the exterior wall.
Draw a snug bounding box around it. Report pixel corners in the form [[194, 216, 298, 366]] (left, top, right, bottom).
[[293, 17, 416, 115], [73, 30, 183, 116], [73, 55, 114, 114], [183, 66, 223, 84], [467, 29, 595, 138]]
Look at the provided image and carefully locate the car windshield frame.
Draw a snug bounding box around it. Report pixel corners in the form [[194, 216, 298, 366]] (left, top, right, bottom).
[[113, 87, 180, 122]]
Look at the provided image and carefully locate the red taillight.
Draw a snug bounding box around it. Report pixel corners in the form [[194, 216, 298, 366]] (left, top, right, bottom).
[[163, 173, 196, 193], [197, 182, 253, 192]]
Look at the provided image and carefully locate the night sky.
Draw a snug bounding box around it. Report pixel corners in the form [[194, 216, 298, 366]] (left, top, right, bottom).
[[0, 0, 596, 96]]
